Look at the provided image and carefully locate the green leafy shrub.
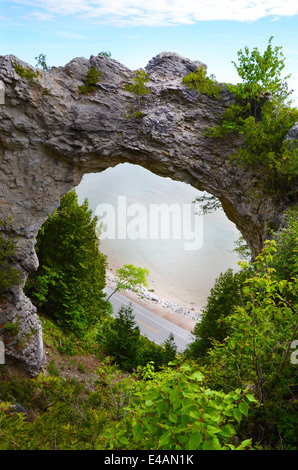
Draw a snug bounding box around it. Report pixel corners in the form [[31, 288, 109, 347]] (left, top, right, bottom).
[[220, 38, 298, 192], [227, 101, 298, 191], [97, 362, 256, 450], [0, 374, 110, 450], [78, 66, 102, 95], [14, 62, 41, 82], [231, 36, 292, 105], [137, 333, 177, 371], [182, 65, 222, 98]]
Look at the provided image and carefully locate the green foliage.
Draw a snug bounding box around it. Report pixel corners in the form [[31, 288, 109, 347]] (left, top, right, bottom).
[[107, 263, 149, 300], [24, 190, 107, 336], [103, 304, 141, 371], [182, 210, 298, 448], [0, 218, 20, 294], [124, 69, 151, 118], [231, 36, 292, 104], [183, 37, 298, 194], [184, 269, 247, 359], [3, 321, 20, 336], [217, 240, 297, 397], [233, 235, 252, 261], [98, 51, 112, 58], [182, 65, 222, 98], [1, 209, 297, 451], [78, 67, 102, 95], [97, 363, 256, 450], [223, 38, 297, 192], [228, 101, 298, 191], [162, 332, 178, 363], [101, 303, 176, 372], [137, 333, 177, 372], [14, 62, 41, 82], [193, 193, 222, 215], [0, 374, 110, 450], [269, 207, 298, 281], [205, 240, 298, 448], [35, 54, 49, 71]]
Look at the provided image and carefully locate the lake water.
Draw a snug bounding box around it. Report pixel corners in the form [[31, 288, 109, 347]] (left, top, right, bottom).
[[76, 163, 241, 313]]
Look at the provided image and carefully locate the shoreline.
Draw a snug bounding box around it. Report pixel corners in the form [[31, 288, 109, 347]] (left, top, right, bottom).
[[105, 269, 202, 333]]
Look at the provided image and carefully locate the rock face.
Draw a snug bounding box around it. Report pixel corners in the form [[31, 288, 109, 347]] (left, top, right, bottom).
[[0, 52, 296, 375]]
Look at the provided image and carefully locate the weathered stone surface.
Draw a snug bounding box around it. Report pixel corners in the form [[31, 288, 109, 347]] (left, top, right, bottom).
[[285, 121, 298, 142], [0, 51, 296, 375]]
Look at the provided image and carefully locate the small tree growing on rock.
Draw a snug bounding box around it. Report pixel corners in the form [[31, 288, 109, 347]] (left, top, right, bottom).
[[124, 69, 151, 118]]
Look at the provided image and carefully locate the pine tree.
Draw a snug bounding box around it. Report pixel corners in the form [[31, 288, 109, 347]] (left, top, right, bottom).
[[25, 190, 107, 335], [104, 303, 140, 371]]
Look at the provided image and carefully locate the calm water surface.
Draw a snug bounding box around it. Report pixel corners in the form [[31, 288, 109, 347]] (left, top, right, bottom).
[[76, 163, 241, 311]]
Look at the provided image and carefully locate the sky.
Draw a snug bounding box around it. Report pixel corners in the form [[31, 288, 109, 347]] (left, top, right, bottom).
[[0, 1, 298, 105]]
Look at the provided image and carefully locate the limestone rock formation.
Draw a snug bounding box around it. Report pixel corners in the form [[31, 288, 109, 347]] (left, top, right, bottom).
[[0, 52, 296, 375]]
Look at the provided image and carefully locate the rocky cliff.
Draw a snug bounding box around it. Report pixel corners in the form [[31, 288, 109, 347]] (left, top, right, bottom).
[[0, 52, 296, 375]]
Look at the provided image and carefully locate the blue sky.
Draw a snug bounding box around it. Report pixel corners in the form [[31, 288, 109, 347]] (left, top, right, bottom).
[[1, 1, 298, 105]]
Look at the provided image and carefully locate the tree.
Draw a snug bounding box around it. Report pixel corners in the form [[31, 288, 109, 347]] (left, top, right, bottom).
[[231, 36, 292, 105], [104, 303, 140, 371], [184, 268, 247, 359], [78, 67, 102, 95], [35, 54, 49, 71], [162, 333, 178, 364], [124, 70, 151, 118], [24, 190, 107, 335], [196, 36, 298, 193], [107, 263, 149, 301]]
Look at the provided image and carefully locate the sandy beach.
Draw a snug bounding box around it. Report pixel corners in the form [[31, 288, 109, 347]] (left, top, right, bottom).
[[105, 268, 200, 333]]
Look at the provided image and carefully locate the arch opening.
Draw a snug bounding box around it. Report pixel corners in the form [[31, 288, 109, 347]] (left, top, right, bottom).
[[76, 162, 241, 316]]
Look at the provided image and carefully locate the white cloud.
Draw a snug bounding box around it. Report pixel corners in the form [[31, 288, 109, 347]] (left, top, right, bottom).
[[12, 0, 298, 25], [25, 11, 56, 21]]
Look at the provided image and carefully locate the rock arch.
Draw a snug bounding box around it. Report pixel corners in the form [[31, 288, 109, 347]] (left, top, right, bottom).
[[0, 52, 295, 375]]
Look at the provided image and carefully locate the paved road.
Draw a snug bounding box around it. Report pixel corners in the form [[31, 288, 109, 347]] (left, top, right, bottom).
[[104, 287, 193, 352]]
